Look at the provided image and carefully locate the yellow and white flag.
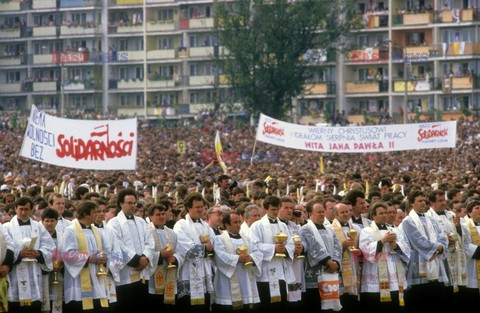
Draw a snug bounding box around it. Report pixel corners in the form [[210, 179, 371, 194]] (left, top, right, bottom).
[[319, 156, 324, 174], [215, 130, 228, 174]]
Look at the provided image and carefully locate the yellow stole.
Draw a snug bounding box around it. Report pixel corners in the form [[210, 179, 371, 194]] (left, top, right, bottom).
[[466, 217, 480, 291], [73, 220, 109, 310], [332, 219, 356, 294]]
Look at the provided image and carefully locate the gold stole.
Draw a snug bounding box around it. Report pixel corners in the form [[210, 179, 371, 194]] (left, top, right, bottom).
[[73, 220, 109, 310], [332, 220, 355, 294], [466, 218, 480, 291], [220, 231, 244, 310], [149, 223, 176, 304]]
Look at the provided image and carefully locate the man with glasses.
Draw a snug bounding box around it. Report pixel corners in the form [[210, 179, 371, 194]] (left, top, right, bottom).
[[106, 188, 155, 313]]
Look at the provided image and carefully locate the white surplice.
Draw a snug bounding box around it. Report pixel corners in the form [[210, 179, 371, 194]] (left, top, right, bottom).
[[213, 232, 262, 305], [173, 214, 216, 299], [461, 218, 480, 289], [94, 221, 120, 302], [106, 211, 155, 286], [148, 225, 184, 295], [283, 220, 305, 301], [62, 221, 110, 303], [239, 222, 250, 239], [5, 216, 55, 302], [359, 225, 410, 292], [400, 213, 449, 286]]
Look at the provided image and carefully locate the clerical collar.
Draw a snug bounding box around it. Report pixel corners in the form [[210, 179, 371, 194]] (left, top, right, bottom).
[[51, 231, 57, 239], [474, 221, 480, 227], [18, 219, 30, 226], [377, 224, 388, 230], [314, 222, 325, 230], [228, 232, 241, 239], [79, 222, 91, 229], [57, 217, 63, 221], [94, 223, 103, 228], [192, 218, 202, 223], [279, 219, 288, 224], [416, 212, 425, 217], [436, 211, 446, 216], [155, 225, 164, 230], [340, 222, 349, 227], [352, 216, 362, 224], [267, 217, 278, 224], [126, 215, 134, 220]]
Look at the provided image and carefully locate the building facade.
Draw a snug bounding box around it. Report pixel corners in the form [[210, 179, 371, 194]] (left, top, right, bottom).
[[0, 0, 479, 122]]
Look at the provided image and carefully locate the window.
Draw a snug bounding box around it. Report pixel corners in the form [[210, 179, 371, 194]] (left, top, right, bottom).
[[159, 37, 173, 50], [158, 9, 173, 21], [190, 64, 198, 76], [120, 67, 129, 80], [136, 94, 144, 106], [135, 67, 143, 79], [189, 35, 198, 48], [6, 72, 20, 83], [120, 40, 128, 51], [358, 68, 368, 81], [120, 95, 127, 106], [190, 92, 199, 104]]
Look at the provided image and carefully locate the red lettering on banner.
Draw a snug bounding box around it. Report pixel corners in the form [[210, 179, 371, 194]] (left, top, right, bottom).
[[329, 143, 350, 150], [304, 142, 325, 149], [51, 51, 88, 64], [417, 124, 448, 142], [55, 124, 135, 161], [262, 121, 285, 136], [354, 142, 384, 150]]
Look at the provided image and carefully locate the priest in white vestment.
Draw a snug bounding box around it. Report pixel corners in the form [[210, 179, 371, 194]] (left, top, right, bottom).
[[213, 212, 262, 313], [278, 197, 305, 310], [106, 189, 154, 313], [331, 202, 362, 313], [147, 203, 183, 313], [5, 197, 55, 313], [359, 202, 410, 313], [62, 201, 111, 313], [239, 205, 261, 240], [173, 192, 215, 313], [300, 200, 341, 311], [400, 191, 448, 313], [249, 196, 295, 313], [461, 200, 480, 306]]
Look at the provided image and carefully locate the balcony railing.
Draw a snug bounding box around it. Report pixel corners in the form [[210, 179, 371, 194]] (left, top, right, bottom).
[[442, 75, 479, 91], [345, 81, 388, 94], [442, 42, 480, 57], [146, 49, 176, 60], [33, 81, 59, 92], [178, 18, 214, 30], [32, 0, 57, 9], [345, 47, 389, 63], [116, 0, 143, 5], [116, 78, 144, 89], [60, 0, 100, 8], [0, 0, 20, 11], [119, 50, 144, 61], [0, 55, 28, 66], [147, 77, 176, 88], [109, 24, 143, 34], [356, 12, 388, 29], [146, 0, 174, 3], [303, 82, 336, 95], [33, 26, 58, 37], [189, 75, 214, 86], [392, 78, 442, 92], [434, 9, 478, 23], [189, 47, 214, 58], [393, 12, 433, 26], [146, 20, 175, 32], [64, 79, 99, 91], [0, 83, 21, 93], [60, 25, 102, 36]]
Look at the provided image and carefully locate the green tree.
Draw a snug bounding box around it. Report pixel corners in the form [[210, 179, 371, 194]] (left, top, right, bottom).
[[215, 0, 355, 119]]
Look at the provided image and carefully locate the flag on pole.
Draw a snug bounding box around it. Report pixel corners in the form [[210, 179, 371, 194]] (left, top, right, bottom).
[[246, 184, 250, 198], [365, 180, 369, 199], [319, 156, 324, 174], [215, 131, 228, 174]]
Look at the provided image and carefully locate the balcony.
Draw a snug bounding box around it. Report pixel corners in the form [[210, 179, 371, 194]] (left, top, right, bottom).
[[189, 18, 214, 29], [60, 0, 100, 8], [147, 49, 175, 60], [346, 81, 387, 94], [33, 0, 57, 9], [64, 79, 98, 91], [0, 29, 21, 39], [116, 0, 143, 4], [357, 12, 389, 29], [0, 1, 20, 11], [189, 47, 214, 58], [189, 75, 214, 86], [0, 83, 21, 93], [146, 0, 174, 3], [147, 78, 175, 88], [33, 81, 58, 92], [303, 82, 335, 95], [0, 55, 24, 67], [436, 9, 477, 23], [116, 25, 143, 33], [33, 54, 54, 65], [60, 25, 101, 36], [441, 76, 477, 90], [117, 79, 144, 89], [120, 50, 144, 61], [346, 47, 388, 63], [33, 26, 57, 37], [393, 78, 441, 92], [394, 12, 433, 26], [444, 42, 480, 56], [146, 21, 175, 32]]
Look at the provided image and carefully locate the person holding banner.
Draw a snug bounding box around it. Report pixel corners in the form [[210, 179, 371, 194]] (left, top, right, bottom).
[[106, 189, 154, 313], [359, 202, 410, 313], [147, 203, 182, 313], [400, 190, 448, 313], [5, 197, 55, 313], [213, 212, 262, 313], [300, 199, 341, 311], [249, 196, 295, 313], [62, 201, 110, 313]]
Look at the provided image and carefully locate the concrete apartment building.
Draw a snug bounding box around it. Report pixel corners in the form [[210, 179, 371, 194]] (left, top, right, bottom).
[[0, 0, 479, 122]]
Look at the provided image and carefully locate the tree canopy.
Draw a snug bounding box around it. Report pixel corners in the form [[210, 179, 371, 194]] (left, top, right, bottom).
[[216, 0, 356, 119]]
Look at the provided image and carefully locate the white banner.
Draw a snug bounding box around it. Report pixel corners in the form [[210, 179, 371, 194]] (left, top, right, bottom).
[[20, 105, 137, 170], [256, 113, 456, 153]]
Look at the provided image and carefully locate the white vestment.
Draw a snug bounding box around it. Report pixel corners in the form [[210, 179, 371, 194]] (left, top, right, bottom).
[[106, 211, 155, 286], [461, 218, 480, 289]]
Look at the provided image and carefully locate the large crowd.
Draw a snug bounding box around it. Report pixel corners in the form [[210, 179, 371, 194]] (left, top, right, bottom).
[[0, 112, 479, 313]]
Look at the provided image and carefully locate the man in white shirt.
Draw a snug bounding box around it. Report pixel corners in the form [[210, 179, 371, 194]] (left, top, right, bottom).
[[461, 200, 480, 306], [240, 205, 261, 239]]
